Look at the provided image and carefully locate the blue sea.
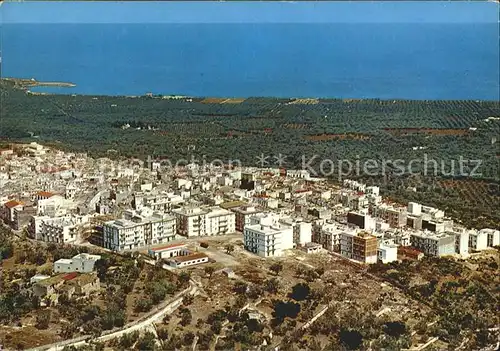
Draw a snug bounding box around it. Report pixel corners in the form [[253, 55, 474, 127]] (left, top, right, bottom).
[[1, 3, 499, 100]]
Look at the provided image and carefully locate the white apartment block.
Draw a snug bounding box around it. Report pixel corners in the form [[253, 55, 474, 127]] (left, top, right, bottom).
[[133, 192, 184, 212], [453, 230, 470, 256], [365, 186, 380, 196], [343, 179, 366, 192], [172, 206, 235, 238], [385, 230, 412, 247], [232, 205, 262, 232], [30, 215, 89, 243], [293, 222, 312, 246], [249, 212, 280, 227], [312, 222, 343, 252], [53, 253, 101, 273], [205, 207, 236, 236], [482, 229, 500, 248], [407, 202, 422, 216], [286, 170, 310, 179], [36, 195, 67, 216], [279, 217, 312, 246], [377, 242, 398, 263], [421, 206, 445, 220], [410, 231, 455, 257], [103, 211, 177, 251], [468, 229, 499, 251], [243, 223, 294, 257]]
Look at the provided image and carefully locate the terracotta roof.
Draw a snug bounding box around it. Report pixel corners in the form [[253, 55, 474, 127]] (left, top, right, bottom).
[[295, 189, 310, 193], [36, 191, 54, 198], [62, 272, 78, 281], [398, 246, 423, 255], [4, 200, 23, 209], [150, 243, 186, 252], [172, 253, 208, 263]]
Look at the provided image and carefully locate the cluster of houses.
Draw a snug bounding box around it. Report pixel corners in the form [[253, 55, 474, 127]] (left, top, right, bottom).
[[1, 143, 499, 270], [30, 253, 102, 306]]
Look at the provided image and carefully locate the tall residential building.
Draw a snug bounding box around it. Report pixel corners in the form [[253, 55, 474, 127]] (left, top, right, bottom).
[[312, 222, 353, 252], [410, 231, 455, 257], [407, 215, 423, 230], [453, 230, 469, 256], [103, 211, 177, 251], [372, 205, 407, 228], [231, 205, 262, 232], [172, 206, 235, 237], [279, 217, 312, 246], [205, 207, 236, 236], [243, 223, 294, 257], [340, 231, 378, 264], [29, 215, 89, 244], [172, 207, 207, 237]]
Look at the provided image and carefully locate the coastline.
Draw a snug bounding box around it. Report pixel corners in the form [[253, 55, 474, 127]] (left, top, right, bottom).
[[2, 77, 76, 89], [1, 78, 498, 103]]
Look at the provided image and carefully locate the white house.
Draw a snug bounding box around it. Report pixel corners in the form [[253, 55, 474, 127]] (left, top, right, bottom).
[[481, 229, 500, 248], [53, 253, 102, 273], [301, 242, 323, 254], [148, 243, 188, 260], [36, 193, 67, 216], [133, 192, 184, 212], [169, 253, 209, 268], [468, 229, 499, 251], [377, 242, 398, 263]]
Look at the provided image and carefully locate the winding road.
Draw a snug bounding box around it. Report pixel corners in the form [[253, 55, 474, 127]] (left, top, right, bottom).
[[28, 280, 198, 351]]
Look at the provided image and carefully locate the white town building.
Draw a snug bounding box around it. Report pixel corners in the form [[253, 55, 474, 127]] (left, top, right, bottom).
[[468, 229, 499, 251], [29, 215, 89, 244], [172, 206, 235, 237], [243, 223, 294, 257], [377, 241, 398, 263], [168, 252, 209, 268], [148, 243, 188, 260], [53, 253, 102, 273], [103, 211, 177, 251], [410, 231, 455, 257]]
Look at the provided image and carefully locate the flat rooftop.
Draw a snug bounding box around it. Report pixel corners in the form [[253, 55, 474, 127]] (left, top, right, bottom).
[[172, 252, 208, 263], [150, 243, 186, 252]]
